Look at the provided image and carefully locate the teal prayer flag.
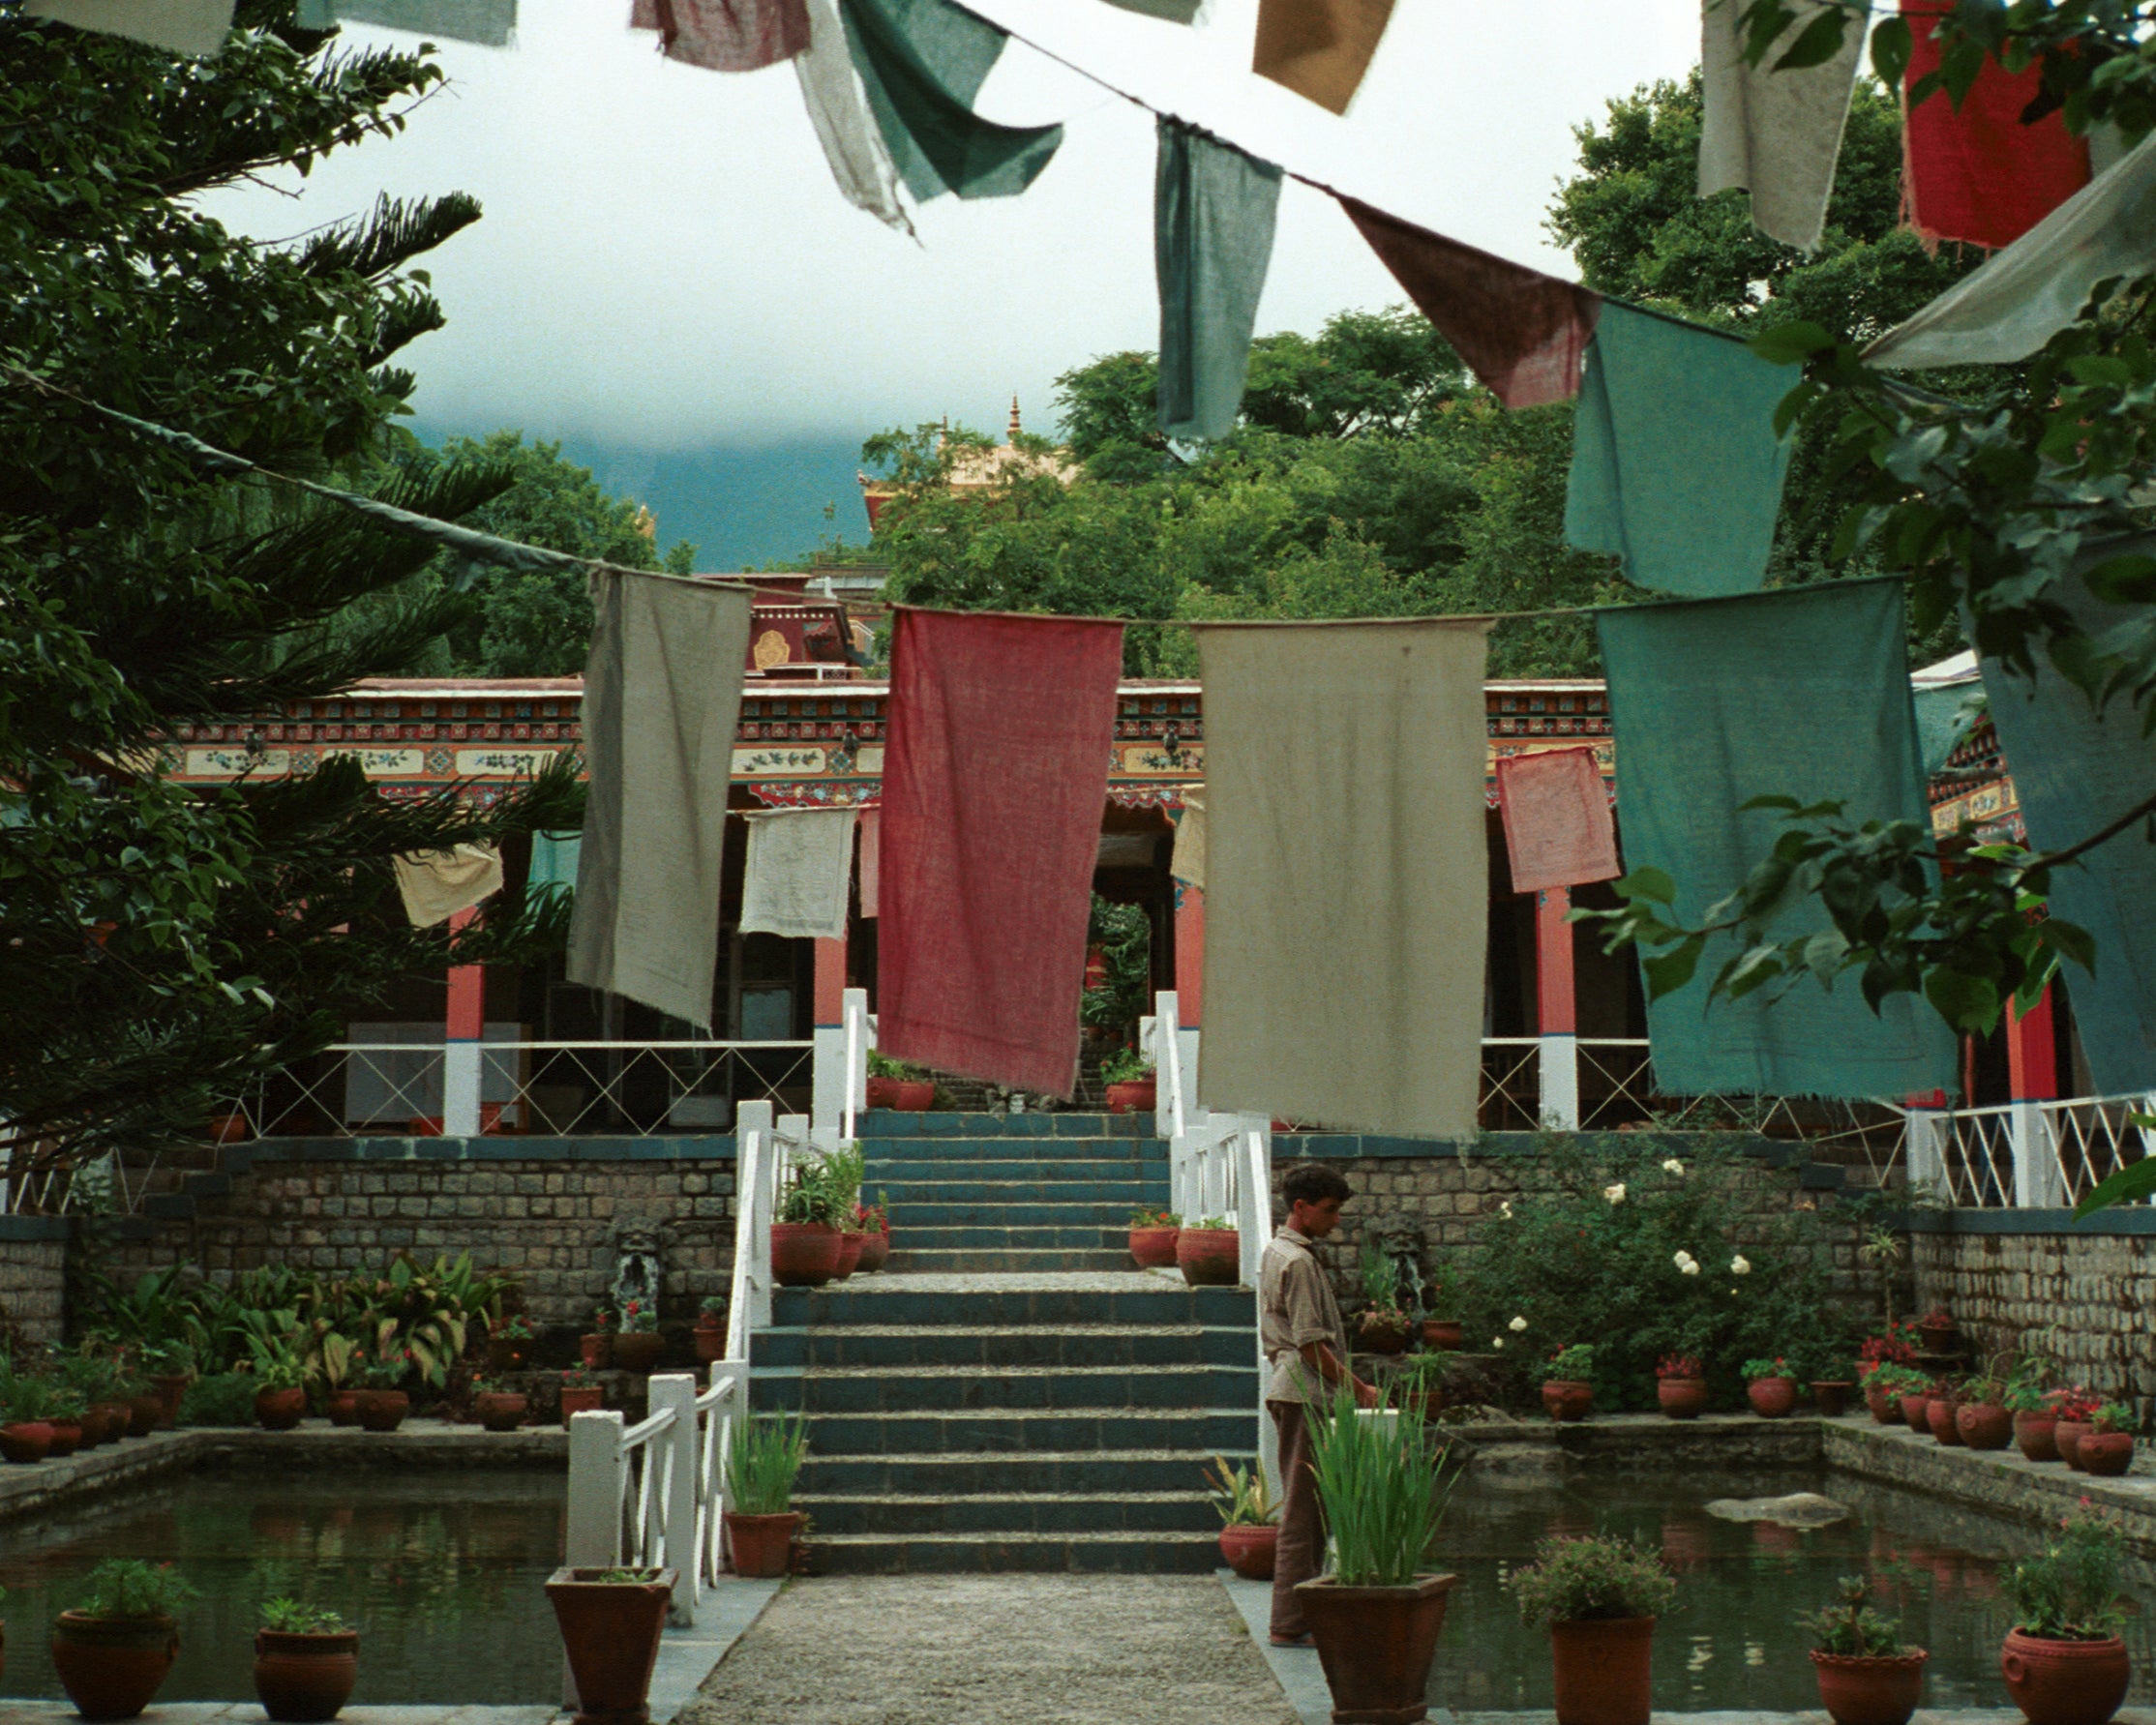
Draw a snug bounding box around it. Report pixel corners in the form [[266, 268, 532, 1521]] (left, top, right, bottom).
[[1598, 579, 1957, 1099], [1154, 119, 1282, 443], [839, 0, 1063, 203], [1913, 680, 1986, 774], [1566, 302, 1795, 598], [528, 830, 581, 900]]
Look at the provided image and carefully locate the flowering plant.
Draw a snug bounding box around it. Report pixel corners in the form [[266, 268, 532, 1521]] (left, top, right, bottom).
[[1741, 1356, 1794, 1383], [590, 1305, 615, 1331], [618, 1298, 658, 1335], [356, 1348, 414, 1389], [1546, 1344, 1595, 1381], [2003, 1503, 2127, 1639], [2090, 1401, 2137, 1434], [1656, 1353, 1703, 1381], [1868, 1363, 1930, 1397], [561, 1366, 597, 1389], [1858, 1323, 1920, 1372], [2048, 1385, 2102, 1421], [1918, 1305, 1954, 1328]]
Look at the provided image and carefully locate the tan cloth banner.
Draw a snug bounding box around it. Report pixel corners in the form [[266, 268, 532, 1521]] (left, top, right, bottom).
[[1171, 790, 1207, 888], [858, 806, 882, 918], [392, 845, 502, 929], [566, 573, 751, 1030], [1252, 0, 1393, 115], [1697, 0, 1863, 253], [739, 806, 856, 941], [1195, 618, 1490, 1139], [26, 0, 234, 55]]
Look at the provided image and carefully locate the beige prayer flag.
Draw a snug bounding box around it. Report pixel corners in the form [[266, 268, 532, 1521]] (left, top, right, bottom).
[[1697, 0, 1863, 253], [1171, 790, 1207, 888], [739, 806, 857, 941], [1194, 619, 1490, 1139], [1252, 0, 1393, 116], [858, 806, 882, 918], [26, 0, 233, 54], [392, 845, 503, 929], [567, 572, 751, 1030]]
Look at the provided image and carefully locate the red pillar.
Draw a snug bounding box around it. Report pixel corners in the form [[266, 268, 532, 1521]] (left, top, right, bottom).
[[1534, 887, 1575, 1035], [2006, 986, 2058, 1101], [445, 906, 485, 1041], [1174, 882, 1205, 1026], [813, 935, 848, 1028]]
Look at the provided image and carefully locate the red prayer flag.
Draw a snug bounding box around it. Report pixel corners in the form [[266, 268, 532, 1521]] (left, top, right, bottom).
[[878, 609, 1123, 1098], [1338, 195, 1602, 407], [630, 0, 809, 72], [858, 806, 880, 919], [1495, 746, 1618, 894], [1902, 3, 2089, 250]]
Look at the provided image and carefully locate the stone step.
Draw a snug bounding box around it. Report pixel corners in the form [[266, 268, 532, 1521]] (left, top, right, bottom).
[[755, 1364, 1258, 1414], [864, 1138, 1165, 1162], [805, 1530, 1221, 1574], [772, 1283, 1253, 1328], [863, 1157, 1168, 1182], [757, 1323, 1249, 1371], [883, 1201, 1151, 1229], [874, 1177, 1162, 1205], [769, 1407, 1257, 1456], [881, 1224, 1126, 1252], [856, 1112, 1151, 1139], [800, 1448, 1254, 1497], [795, 1489, 1218, 1536], [883, 1248, 1136, 1273]]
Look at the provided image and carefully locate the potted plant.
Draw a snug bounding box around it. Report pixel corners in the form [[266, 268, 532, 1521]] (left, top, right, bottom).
[[1926, 1380, 1965, 1446], [254, 1598, 358, 1723], [1356, 1303, 1413, 1355], [470, 1375, 527, 1433], [2004, 1359, 2059, 1460], [353, 1352, 411, 1432], [580, 1306, 614, 1371], [2051, 1387, 2100, 1471], [2080, 1404, 2138, 1477], [1656, 1353, 1708, 1420], [2, 1375, 55, 1464], [123, 1373, 163, 1437], [855, 1196, 891, 1273], [559, 1367, 603, 1426], [694, 1294, 729, 1363], [1127, 1206, 1181, 1270], [722, 1412, 809, 1578], [1176, 1215, 1240, 1287], [1865, 1363, 1924, 1426], [1803, 1574, 1927, 1725], [1811, 1357, 1857, 1419], [50, 1558, 195, 1722], [1297, 1385, 1455, 1722], [142, 1341, 195, 1428], [485, 1314, 535, 1374], [1743, 1356, 1799, 1418], [1955, 1372, 2014, 1451], [1915, 1305, 1957, 1354], [771, 1160, 844, 1288], [546, 1565, 674, 1725], [46, 1387, 86, 1456], [1355, 1239, 1412, 1352], [1899, 1377, 1937, 1435], [1204, 1455, 1278, 1580], [251, 1346, 308, 1432], [1996, 1504, 2132, 1725], [611, 1298, 665, 1374], [1541, 1344, 1596, 1422], [1099, 1046, 1156, 1115], [1512, 1533, 1676, 1725], [864, 1049, 934, 1112], [1393, 1350, 1451, 1421]]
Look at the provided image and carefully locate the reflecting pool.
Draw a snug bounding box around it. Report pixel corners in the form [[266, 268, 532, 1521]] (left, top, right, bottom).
[[0, 1469, 564, 1704]]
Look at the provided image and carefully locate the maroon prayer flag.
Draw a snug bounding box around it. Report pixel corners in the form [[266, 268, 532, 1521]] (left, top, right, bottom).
[[877, 609, 1123, 1097], [1496, 746, 1618, 894], [858, 805, 880, 919], [630, 0, 809, 72]]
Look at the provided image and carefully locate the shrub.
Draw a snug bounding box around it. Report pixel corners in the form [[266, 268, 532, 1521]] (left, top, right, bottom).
[[179, 1372, 261, 1427], [2003, 1506, 2128, 1640], [1802, 1576, 1909, 1657], [1099, 1047, 1153, 1086], [725, 1413, 809, 1516], [1304, 1385, 1452, 1588], [262, 1598, 348, 1634], [1512, 1535, 1676, 1625], [75, 1560, 197, 1621]]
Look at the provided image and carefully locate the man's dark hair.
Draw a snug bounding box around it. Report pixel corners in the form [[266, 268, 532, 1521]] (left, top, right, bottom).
[[1279, 1162, 1353, 1207]]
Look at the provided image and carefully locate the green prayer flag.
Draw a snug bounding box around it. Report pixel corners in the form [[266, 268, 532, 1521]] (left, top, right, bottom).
[[1566, 302, 1795, 598], [528, 830, 582, 899], [839, 0, 1063, 203], [1155, 119, 1282, 443], [1913, 680, 1986, 775], [1598, 579, 1957, 1099]]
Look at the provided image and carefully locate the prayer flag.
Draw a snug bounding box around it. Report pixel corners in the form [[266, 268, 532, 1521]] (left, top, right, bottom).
[[1171, 790, 1206, 889], [297, 0, 514, 45], [567, 573, 751, 1030], [528, 831, 582, 900], [840, 0, 1063, 203], [878, 609, 1123, 1097], [1496, 747, 1618, 894], [1902, 2, 2089, 251], [631, 0, 809, 70], [1156, 119, 1283, 442], [739, 806, 857, 941], [393, 845, 503, 929], [797, 0, 916, 234], [1101, 0, 1199, 18], [1195, 618, 1491, 1140], [858, 806, 881, 918], [1565, 302, 1794, 598], [1597, 579, 1957, 1098], [1698, 0, 1863, 253], [1338, 197, 1601, 407], [1253, 0, 1394, 116], [25, 0, 233, 55]]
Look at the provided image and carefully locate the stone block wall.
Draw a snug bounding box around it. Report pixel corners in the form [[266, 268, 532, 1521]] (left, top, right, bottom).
[[0, 1222, 69, 1345]]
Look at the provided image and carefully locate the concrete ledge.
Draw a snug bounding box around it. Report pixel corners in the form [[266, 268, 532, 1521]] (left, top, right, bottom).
[[229, 1136, 738, 1163], [1441, 1412, 1822, 1472], [0, 1214, 69, 1241], [1904, 1205, 2156, 1236], [1274, 1129, 1787, 1161]]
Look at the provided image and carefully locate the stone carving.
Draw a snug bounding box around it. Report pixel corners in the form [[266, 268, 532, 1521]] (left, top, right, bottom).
[[607, 1218, 667, 1317]]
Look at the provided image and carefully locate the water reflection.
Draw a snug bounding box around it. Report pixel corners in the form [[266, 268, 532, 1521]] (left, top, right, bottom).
[[1426, 1468, 2153, 1710], [0, 1471, 564, 1704]]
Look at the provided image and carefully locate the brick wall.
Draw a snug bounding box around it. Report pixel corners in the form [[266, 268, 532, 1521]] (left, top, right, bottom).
[[0, 1223, 69, 1345]]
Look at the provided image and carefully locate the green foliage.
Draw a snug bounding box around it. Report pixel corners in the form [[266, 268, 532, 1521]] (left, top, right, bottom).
[[779, 1158, 845, 1227], [725, 1413, 810, 1516], [1742, 1355, 1796, 1382], [866, 1050, 926, 1081], [1801, 1575, 1909, 1658], [75, 1560, 197, 1621], [1098, 1047, 1154, 1086], [1546, 1344, 1596, 1381], [1203, 1455, 1277, 1527], [1511, 1535, 1676, 1626], [615, 1298, 657, 1336], [1082, 895, 1153, 1035], [178, 1372, 262, 1427], [2002, 1506, 2129, 1640], [1304, 1385, 1452, 1587], [261, 1598, 348, 1634], [1129, 1207, 1180, 1228], [818, 1143, 866, 1220]]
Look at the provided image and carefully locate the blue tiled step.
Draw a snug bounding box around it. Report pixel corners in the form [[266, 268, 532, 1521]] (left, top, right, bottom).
[[772, 1285, 1252, 1328], [809, 1532, 1220, 1573], [882, 1201, 1148, 1228], [800, 1448, 1256, 1497], [855, 1112, 1152, 1138], [755, 1364, 1257, 1414], [881, 1225, 1124, 1251], [863, 1157, 1167, 1182], [770, 1407, 1258, 1456], [864, 1138, 1166, 1163], [884, 1248, 1133, 1273], [757, 1323, 1249, 1371], [874, 1177, 1160, 1205], [795, 1490, 1218, 1536]]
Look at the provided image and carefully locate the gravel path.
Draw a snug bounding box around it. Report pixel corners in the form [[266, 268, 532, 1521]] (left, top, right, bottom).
[[675, 1574, 1298, 1725]]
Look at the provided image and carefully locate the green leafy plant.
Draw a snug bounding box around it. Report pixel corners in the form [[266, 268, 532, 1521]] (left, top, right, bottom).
[[819, 1143, 866, 1220], [589, 1567, 665, 1585], [2002, 1506, 2128, 1641], [1203, 1455, 1276, 1527], [1511, 1535, 1676, 1626], [261, 1598, 348, 1634], [700, 1294, 728, 1318], [1098, 1047, 1154, 1086], [617, 1299, 657, 1336], [179, 1371, 262, 1426], [492, 1314, 535, 1343], [561, 1366, 598, 1389], [1801, 1576, 1909, 1658], [75, 1560, 197, 1621], [1129, 1207, 1180, 1228], [1191, 1215, 1232, 1231], [1081, 894, 1151, 1034], [779, 1159, 842, 1227], [1546, 1345, 1595, 1382], [4, 1375, 52, 1423], [2090, 1402, 2138, 1435], [866, 1050, 925, 1081], [724, 1413, 810, 1516], [1868, 1363, 1930, 1399], [247, 1340, 306, 1393], [1358, 1238, 1406, 1317], [1303, 1384, 1452, 1588], [1742, 1356, 1795, 1383]]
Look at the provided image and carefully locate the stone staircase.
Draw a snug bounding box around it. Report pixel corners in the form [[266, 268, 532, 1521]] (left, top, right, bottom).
[[753, 1111, 1260, 1572]]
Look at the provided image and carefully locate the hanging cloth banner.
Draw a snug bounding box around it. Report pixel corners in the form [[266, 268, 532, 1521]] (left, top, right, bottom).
[[1195, 618, 1491, 1140], [878, 609, 1123, 1096], [1170, 789, 1206, 889], [293, 0, 514, 45], [1495, 747, 1619, 895], [857, 806, 882, 918], [1978, 554, 2156, 1094], [567, 572, 752, 1031], [739, 806, 858, 941], [24, 0, 232, 54], [1252, 0, 1395, 116], [839, 0, 1063, 203], [1155, 119, 1284, 442], [797, 0, 917, 234], [1597, 579, 1957, 1099], [1101, 0, 1199, 18], [1698, 0, 1864, 253], [631, 0, 809, 70], [1867, 133, 2156, 370], [393, 845, 503, 930], [527, 830, 583, 900], [1337, 196, 1601, 407], [1902, 2, 2089, 251], [1565, 301, 1794, 597]]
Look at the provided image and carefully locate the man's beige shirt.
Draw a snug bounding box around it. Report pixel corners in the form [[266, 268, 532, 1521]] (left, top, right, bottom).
[[1259, 1225, 1348, 1404]]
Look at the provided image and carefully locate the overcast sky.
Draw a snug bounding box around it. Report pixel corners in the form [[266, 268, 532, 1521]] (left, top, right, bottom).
[[203, 0, 1701, 558]]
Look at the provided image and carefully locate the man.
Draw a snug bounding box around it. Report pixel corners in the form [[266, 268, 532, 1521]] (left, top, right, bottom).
[[1260, 1161, 1375, 1646]]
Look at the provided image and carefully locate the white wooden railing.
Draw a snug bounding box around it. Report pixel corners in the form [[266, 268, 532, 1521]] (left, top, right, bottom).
[[1915, 1091, 2155, 1209]]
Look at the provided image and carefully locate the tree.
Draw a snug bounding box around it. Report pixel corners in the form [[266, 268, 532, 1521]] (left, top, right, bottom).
[[0, 4, 573, 1187]]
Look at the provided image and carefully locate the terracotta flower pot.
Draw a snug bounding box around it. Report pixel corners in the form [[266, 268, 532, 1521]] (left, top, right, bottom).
[[1956, 1402, 2013, 1450], [355, 1389, 408, 1433], [2015, 1411, 2060, 1462], [1549, 1615, 1657, 1725], [833, 1230, 866, 1280], [560, 1384, 604, 1426], [579, 1332, 613, 1370], [255, 1386, 307, 1431], [2055, 1419, 2091, 1470], [771, 1221, 843, 1288], [147, 1374, 189, 1428], [1297, 1572, 1455, 1725], [0, 1421, 52, 1464], [864, 1075, 902, 1110], [1358, 1317, 1412, 1356], [1658, 1378, 1709, 1420], [726, 1510, 803, 1579], [50, 1611, 178, 1722], [1421, 1318, 1464, 1351], [1811, 1648, 1928, 1725], [1812, 1380, 1854, 1418], [546, 1566, 674, 1725], [867, 1078, 933, 1111], [1927, 1397, 1963, 1445], [208, 1111, 253, 1145], [1542, 1379, 1594, 1422], [1104, 1079, 1156, 1115], [2079, 1431, 2135, 1476], [1999, 1629, 2130, 1725], [1115, 1222, 1178, 1276], [128, 1395, 162, 1437], [857, 1229, 890, 1272], [694, 1319, 728, 1362], [1865, 1383, 1899, 1423], [474, 1391, 527, 1433], [1748, 1377, 1798, 1418], [45, 1419, 81, 1457], [255, 1627, 359, 1723], [1901, 1393, 1932, 1433], [1917, 1319, 1956, 1354], [612, 1331, 665, 1375], [1176, 1227, 1240, 1287], [325, 1390, 360, 1428], [1218, 1522, 1277, 1581], [100, 1401, 135, 1442], [78, 1405, 111, 1446]]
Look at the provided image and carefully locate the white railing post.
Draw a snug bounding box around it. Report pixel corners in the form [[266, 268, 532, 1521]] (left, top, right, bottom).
[[1905, 1100, 1947, 1201], [1538, 1032, 1578, 1132], [735, 1101, 775, 1337], [839, 987, 870, 1145], [1152, 992, 1185, 1141], [443, 1039, 483, 1138], [2012, 1100, 2064, 1207], [563, 1409, 626, 1710], [649, 1374, 700, 1624], [1239, 1115, 1278, 1502], [702, 1359, 748, 1588]]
